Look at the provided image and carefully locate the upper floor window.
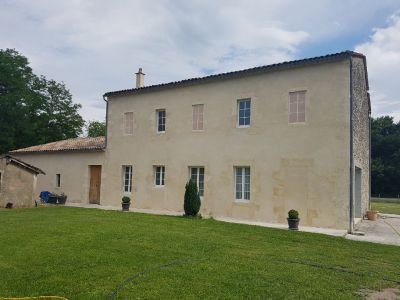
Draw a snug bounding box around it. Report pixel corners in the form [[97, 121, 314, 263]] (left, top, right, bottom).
[[124, 112, 134, 135], [156, 109, 166, 133], [237, 99, 251, 127], [189, 167, 204, 197], [192, 104, 204, 131], [235, 167, 250, 201], [56, 174, 61, 188], [154, 166, 165, 186], [289, 91, 306, 123], [123, 165, 132, 193]]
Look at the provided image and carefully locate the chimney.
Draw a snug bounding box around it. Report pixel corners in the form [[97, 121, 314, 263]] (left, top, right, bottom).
[[135, 68, 145, 88]]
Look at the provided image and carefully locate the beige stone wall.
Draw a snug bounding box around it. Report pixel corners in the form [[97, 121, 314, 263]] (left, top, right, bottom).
[[351, 56, 370, 219], [0, 159, 36, 208], [102, 60, 352, 229], [12, 152, 105, 204]]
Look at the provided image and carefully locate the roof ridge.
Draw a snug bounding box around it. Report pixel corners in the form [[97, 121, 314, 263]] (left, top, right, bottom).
[[104, 50, 363, 98]]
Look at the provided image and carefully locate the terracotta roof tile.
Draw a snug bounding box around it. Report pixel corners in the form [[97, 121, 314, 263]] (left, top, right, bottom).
[[10, 136, 105, 154]]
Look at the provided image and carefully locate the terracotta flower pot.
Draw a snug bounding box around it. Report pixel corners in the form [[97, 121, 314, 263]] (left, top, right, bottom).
[[366, 210, 378, 221]]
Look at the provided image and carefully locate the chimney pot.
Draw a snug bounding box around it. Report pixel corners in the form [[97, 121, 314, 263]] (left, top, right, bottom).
[[135, 68, 145, 88]]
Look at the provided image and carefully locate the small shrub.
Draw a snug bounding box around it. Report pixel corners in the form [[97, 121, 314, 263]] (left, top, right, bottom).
[[184, 179, 201, 216], [288, 209, 299, 219], [122, 196, 131, 204]]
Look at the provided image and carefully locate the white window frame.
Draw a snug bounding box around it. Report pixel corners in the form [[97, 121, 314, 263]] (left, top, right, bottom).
[[237, 99, 251, 128], [288, 91, 306, 124], [189, 167, 204, 197], [124, 112, 134, 135], [192, 104, 204, 131], [123, 165, 133, 193], [154, 166, 165, 187], [56, 174, 61, 188], [234, 167, 250, 201], [156, 109, 166, 133]]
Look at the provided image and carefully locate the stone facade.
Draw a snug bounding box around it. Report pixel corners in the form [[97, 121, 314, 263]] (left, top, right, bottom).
[[351, 56, 371, 225]]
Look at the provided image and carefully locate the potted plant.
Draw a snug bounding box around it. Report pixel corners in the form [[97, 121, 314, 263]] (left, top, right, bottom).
[[287, 209, 300, 230], [122, 196, 131, 212], [366, 210, 379, 221]]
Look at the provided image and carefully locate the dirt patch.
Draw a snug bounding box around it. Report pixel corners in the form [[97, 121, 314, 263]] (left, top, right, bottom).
[[359, 288, 400, 300]]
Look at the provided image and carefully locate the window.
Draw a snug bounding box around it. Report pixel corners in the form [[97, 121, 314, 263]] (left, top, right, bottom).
[[154, 166, 165, 186], [235, 167, 250, 200], [289, 91, 306, 123], [124, 112, 134, 135], [56, 174, 61, 188], [0, 172, 2, 190], [123, 165, 133, 193], [237, 99, 251, 127], [156, 109, 166, 132], [189, 167, 204, 197], [192, 104, 204, 131]]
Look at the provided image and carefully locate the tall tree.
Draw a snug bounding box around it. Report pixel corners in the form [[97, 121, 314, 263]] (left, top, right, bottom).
[[0, 49, 84, 154], [371, 116, 400, 196], [86, 120, 106, 137]]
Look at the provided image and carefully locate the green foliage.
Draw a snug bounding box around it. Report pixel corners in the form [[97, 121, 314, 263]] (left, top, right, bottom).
[[86, 120, 106, 137], [0, 48, 84, 154], [184, 179, 201, 216], [371, 116, 400, 196], [288, 209, 299, 219], [122, 196, 131, 204]]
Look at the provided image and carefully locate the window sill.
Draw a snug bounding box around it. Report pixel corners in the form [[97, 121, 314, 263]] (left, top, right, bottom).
[[156, 131, 166, 134], [234, 199, 250, 204], [237, 125, 250, 129], [154, 185, 165, 188], [192, 130, 204, 132]]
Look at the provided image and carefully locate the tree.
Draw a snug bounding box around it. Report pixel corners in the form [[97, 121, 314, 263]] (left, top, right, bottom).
[[184, 179, 201, 216], [0, 49, 84, 154], [86, 120, 106, 137], [371, 116, 400, 196]]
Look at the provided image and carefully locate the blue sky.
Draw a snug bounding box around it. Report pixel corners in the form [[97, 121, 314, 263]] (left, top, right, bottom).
[[1, 0, 400, 121]]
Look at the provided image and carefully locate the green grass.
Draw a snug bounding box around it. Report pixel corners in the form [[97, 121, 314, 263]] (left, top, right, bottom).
[[371, 201, 400, 215], [0, 207, 399, 299]]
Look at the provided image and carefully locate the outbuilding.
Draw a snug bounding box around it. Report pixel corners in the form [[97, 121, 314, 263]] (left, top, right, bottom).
[[0, 155, 45, 208]]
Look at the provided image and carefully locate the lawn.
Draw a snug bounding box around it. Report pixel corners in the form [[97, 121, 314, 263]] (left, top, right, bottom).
[[371, 200, 400, 215], [0, 207, 399, 299]]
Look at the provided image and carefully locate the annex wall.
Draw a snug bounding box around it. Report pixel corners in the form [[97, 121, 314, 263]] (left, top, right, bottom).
[[12, 152, 105, 204]]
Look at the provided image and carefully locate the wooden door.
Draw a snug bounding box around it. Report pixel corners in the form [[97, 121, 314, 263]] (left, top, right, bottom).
[[89, 165, 102, 204]]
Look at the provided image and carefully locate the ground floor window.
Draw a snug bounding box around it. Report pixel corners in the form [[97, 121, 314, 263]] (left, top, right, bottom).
[[56, 174, 61, 188], [235, 167, 250, 200], [123, 165, 133, 193], [155, 166, 165, 186], [189, 167, 204, 197]]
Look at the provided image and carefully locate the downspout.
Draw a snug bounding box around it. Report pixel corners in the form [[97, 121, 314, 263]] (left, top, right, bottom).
[[102, 95, 108, 149], [349, 55, 354, 234], [368, 97, 371, 210]]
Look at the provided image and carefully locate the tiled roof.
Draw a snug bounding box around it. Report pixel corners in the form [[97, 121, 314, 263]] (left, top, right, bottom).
[[104, 50, 367, 98], [10, 136, 105, 154], [1, 155, 45, 174]]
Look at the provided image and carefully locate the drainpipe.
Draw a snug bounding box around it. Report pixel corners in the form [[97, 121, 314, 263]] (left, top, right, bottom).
[[349, 55, 354, 234], [102, 95, 108, 149], [368, 104, 371, 210]]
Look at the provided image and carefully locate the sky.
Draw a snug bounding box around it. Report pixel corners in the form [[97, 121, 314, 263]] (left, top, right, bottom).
[[1, 0, 400, 122]]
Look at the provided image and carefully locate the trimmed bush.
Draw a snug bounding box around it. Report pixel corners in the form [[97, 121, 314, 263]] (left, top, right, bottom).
[[184, 179, 201, 216], [288, 209, 299, 219], [122, 196, 131, 204]]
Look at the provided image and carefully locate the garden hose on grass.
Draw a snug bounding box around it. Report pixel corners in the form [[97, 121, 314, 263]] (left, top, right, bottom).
[[0, 297, 67, 300]]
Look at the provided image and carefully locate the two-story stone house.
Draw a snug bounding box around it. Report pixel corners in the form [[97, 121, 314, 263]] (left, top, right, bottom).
[[11, 51, 371, 231]]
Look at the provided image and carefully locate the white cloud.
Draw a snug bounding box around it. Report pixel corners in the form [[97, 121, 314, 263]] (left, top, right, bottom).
[[355, 12, 400, 121], [1, 1, 400, 121]]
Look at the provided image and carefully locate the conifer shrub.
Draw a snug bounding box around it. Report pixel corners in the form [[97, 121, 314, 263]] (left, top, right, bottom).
[[184, 179, 201, 216]]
